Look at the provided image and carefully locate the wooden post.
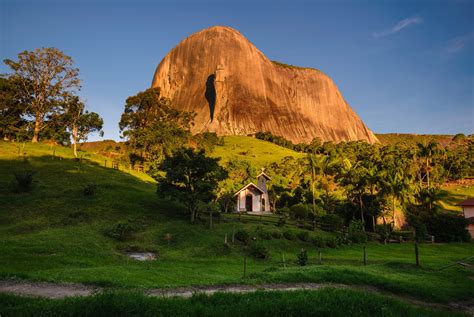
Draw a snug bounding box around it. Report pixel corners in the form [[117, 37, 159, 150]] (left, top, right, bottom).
[[363, 246, 367, 266], [243, 255, 247, 278], [318, 249, 322, 264], [415, 242, 420, 267], [104, 160, 107, 167], [224, 233, 228, 244], [282, 253, 286, 268]]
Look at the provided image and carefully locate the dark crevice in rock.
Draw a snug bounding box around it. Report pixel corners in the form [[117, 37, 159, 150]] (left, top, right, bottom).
[[205, 74, 216, 122]]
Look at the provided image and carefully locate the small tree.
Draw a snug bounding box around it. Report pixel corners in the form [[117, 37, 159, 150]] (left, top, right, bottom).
[[4, 48, 80, 142], [62, 95, 103, 157], [156, 148, 227, 223]]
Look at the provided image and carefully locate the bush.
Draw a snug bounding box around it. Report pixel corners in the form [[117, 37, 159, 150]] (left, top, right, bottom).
[[249, 242, 269, 259], [310, 234, 326, 247], [426, 212, 470, 242], [290, 203, 308, 220], [347, 220, 367, 243], [297, 248, 308, 266], [326, 236, 339, 248], [256, 227, 272, 240], [319, 214, 344, 231], [12, 170, 35, 192], [83, 183, 97, 196], [376, 224, 392, 242], [283, 230, 296, 240], [235, 228, 250, 244], [104, 221, 140, 241], [271, 230, 282, 239], [276, 217, 286, 227], [277, 206, 290, 216], [297, 230, 310, 242]]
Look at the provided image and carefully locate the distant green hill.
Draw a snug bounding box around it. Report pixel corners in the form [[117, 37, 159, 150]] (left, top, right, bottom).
[[375, 133, 455, 146]]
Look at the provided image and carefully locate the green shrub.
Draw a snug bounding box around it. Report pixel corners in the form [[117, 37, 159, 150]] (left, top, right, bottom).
[[297, 231, 310, 242], [271, 230, 282, 239], [426, 212, 470, 242], [319, 214, 344, 231], [12, 170, 35, 192], [235, 228, 250, 244], [83, 182, 97, 196], [283, 229, 296, 240], [297, 248, 308, 266], [276, 217, 286, 227], [256, 227, 272, 240], [348, 220, 367, 243], [290, 203, 308, 220], [326, 236, 338, 248], [310, 234, 325, 247], [249, 242, 269, 259], [277, 206, 290, 216], [104, 221, 140, 241]]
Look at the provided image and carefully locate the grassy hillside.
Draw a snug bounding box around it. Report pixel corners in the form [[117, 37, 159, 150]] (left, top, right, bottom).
[[375, 133, 455, 146], [210, 136, 304, 167], [0, 141, 473, 305]]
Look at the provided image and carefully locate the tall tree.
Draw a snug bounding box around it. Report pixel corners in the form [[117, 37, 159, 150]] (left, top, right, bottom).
[[4, 48, 80, 142], [0, 75, 29, 140], [155, 148, 227, 223], [62, 95, 104, 157], [119, 87, 195, 163]]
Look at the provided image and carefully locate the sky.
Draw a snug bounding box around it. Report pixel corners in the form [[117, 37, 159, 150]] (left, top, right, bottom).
[[1, 0, 473, 141]]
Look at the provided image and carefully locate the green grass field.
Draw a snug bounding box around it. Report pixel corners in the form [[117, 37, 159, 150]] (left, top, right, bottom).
[[0, 141, 473, 314], [0, 288, 465, 317]]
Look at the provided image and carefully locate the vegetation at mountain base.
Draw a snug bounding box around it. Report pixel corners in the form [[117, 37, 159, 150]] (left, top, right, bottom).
[[0, 288, 466, 317], [0, 142, 473, 305]]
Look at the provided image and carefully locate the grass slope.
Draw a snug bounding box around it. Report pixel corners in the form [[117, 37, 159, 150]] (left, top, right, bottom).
[[0, 142, 473, 305], [210, 136, 304, 167]]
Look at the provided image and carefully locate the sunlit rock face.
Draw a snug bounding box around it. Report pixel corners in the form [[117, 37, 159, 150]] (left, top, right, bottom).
[[152, 26, 378, 144]]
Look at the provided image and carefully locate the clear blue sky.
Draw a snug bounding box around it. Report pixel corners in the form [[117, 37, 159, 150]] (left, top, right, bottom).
[[1, 0, 473, 141]]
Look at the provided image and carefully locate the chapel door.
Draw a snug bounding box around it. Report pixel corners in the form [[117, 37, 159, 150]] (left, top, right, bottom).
[[245, 194, 253, 211]]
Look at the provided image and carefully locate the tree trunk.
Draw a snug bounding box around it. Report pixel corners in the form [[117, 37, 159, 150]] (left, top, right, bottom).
[[32, 116, 41, 143], [72, 123, 78, 158], [392, 196, 396, 229]]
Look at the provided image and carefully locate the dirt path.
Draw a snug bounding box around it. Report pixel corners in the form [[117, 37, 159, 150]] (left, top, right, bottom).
[[1, 280, 472, 314]]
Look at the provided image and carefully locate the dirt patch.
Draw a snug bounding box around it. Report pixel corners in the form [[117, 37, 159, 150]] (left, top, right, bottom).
[[0, 281, 97, 299]]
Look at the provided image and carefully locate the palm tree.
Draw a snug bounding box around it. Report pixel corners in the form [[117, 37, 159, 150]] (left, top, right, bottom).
[[417, 140, 439, 188]]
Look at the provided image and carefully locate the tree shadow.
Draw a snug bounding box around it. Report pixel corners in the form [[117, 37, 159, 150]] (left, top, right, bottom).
[[205, 74, 216, 122]]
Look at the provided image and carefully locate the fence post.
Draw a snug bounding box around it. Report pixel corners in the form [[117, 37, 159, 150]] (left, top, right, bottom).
[[318, 249, 322, 264], [363, 246, 367, 266], [282, 253, 286, 268], [415, 242, 420, 267], [224, 233, 228, 244], [104, 160, 107, 167]]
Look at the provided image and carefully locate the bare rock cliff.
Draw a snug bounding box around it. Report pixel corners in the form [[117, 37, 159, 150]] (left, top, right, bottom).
[[152, 26, 378, 144]]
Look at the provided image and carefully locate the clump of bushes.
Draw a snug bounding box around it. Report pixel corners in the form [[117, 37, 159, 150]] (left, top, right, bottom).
[[297, 248, 308, 266], [249, 242, 270, 260], [310, 234, 325, 247], [83, 182, 97, 196], [347, 220, 367, 243], [319, 214, 344, 231], [12, 170, 35, 193], [297, 231, 310, 242], [256, 227, 272, 240], [426, 213, 470, 242], [290, 203, 308, 220], [235, 228, 250, 244], [271, 230, 282, 239], [276, 217, 287, 227], [104, 220, 141, 241], [283, 229, 296, 240]]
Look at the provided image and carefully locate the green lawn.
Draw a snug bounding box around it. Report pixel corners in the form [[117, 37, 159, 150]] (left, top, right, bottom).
[[0, 141, 473, 307]]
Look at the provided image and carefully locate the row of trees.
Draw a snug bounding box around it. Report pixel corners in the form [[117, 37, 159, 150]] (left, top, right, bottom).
[[1, 48, 103, 156]]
